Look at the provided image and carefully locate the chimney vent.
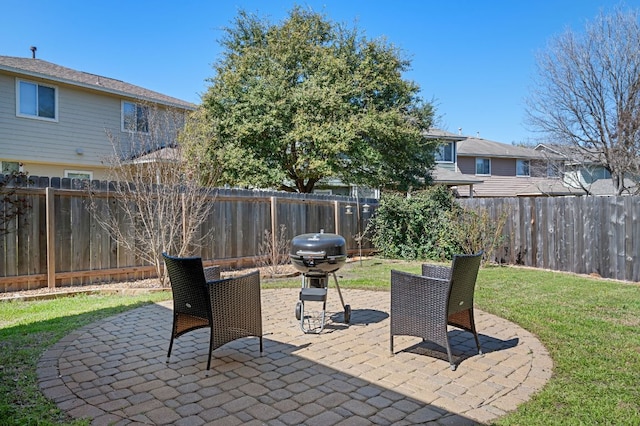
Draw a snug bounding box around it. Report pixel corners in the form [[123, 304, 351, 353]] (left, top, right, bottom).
[[30, 46, 37, 59]]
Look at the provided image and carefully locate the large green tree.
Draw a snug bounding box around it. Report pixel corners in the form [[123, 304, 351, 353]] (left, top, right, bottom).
[[191, 7, 436, 193]]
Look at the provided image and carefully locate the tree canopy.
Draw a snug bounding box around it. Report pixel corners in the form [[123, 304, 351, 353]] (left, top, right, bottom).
[[526, 7, 640, 195], [189, 6, 436, 193]]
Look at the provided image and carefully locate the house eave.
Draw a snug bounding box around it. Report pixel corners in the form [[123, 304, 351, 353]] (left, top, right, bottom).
[[0, 61, 196, 111]]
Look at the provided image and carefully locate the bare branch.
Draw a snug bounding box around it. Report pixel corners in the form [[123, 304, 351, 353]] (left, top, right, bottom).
[[526, 7, 640, 195], [86, 104, 221, 284]]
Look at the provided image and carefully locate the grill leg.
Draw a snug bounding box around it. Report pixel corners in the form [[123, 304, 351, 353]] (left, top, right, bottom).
[[332, 272, 346, 310], [297, 274, 328, 334]]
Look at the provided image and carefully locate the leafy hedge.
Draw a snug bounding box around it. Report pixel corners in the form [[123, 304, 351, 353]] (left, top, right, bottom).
[[369, 185, 506, 262], [369, 185, 460, 260]]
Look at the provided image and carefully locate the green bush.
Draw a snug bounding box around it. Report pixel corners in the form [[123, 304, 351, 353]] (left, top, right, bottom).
[[370, 185, 460, 260], [370, 185, 507, 262]]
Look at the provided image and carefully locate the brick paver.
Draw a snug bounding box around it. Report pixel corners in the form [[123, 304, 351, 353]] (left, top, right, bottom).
[[38, 288, 552, 424]]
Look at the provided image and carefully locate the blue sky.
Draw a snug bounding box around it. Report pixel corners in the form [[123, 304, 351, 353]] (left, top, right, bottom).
[[1, 0, 631, 144]]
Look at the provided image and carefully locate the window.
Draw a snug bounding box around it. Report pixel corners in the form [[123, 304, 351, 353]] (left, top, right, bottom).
[[547, 161, 561, 178], [122, 101, 149, 132], [475, 158, 491, 175], [64, 170, 93, 180], [516, 159, 530, 177], [435, 141, 456, 163], [1, 161, 19, 174], [16, 80, 57, 120]]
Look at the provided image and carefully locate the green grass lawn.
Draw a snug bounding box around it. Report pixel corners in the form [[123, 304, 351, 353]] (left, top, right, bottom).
[[1, 258, 639, 425]]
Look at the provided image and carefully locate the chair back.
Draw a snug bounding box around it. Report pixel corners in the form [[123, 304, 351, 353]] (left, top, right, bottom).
[[162, 253, 210, 318], [447, 252, 482, 315]]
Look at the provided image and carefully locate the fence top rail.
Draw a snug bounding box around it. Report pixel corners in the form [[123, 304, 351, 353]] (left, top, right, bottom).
[[0, 174, 379, 204]]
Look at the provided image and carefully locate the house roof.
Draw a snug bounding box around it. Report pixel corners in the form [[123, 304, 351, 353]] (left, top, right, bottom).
[[534, 143, 604, 165], [432, 166, 483, 185], [424, 128, 467, 142], [0, 55, 196, 110], [516, 180, 587, 196], [129, 146, 181, 164], [458, 137, 546, 159]]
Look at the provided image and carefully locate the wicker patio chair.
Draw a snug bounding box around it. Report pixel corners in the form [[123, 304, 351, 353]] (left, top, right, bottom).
[[390, 251, 483, 370], [162, 253, 263, 370]]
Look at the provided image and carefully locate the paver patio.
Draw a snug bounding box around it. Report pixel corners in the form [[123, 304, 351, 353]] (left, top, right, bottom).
[[38, 288, 553, 425]]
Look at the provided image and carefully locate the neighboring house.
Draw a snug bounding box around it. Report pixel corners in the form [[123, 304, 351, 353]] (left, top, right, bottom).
[[455, 136, 563, 197], [0, 55, 195, 180], [430, 130, 579, 197], [430, 129, 483, 197], [533, 143, 630, 195]]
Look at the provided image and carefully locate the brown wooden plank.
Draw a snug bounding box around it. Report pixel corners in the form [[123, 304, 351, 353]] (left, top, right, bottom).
[[56, 182, 72, 275], [71, 187, 90, 284]]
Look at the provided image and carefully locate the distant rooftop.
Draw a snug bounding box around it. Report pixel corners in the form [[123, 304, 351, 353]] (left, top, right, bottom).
[[424, 128, 467, 141], [458, 137, 546, 159]]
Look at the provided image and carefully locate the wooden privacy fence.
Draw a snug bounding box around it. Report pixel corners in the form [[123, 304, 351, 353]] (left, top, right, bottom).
[[0, 176, 377, 292], [460, 196, 640, 282]]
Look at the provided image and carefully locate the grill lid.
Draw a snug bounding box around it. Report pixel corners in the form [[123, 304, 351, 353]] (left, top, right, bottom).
[[290, 231, 346, 258]]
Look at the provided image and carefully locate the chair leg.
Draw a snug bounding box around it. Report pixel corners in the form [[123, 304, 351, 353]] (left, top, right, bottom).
[[207, 328, 214, 370], [390, 335, 394, 355], [474, 333, 482, 355], [468, 310, 483, 355], [444, 335, 457, 371], [167, 316, 177, 362], [166, 337, 174, 363]]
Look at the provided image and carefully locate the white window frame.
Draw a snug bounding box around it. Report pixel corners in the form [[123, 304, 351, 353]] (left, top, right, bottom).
[[64, 170, 93, 180], [435, 141, 456, 163], [16, 79, 59, 122], [516, 159, 530, 177], [121, 101, 149, 133], [475, 157, 491, 176]]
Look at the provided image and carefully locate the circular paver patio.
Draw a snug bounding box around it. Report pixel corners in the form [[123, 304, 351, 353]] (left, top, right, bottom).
[[38, 288, 553, 425]]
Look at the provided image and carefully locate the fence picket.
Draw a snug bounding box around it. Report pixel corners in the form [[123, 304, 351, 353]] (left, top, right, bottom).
[[461, 196, 640, 282]]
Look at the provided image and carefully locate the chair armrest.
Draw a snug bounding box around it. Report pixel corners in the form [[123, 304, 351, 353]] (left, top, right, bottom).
[[391, 270, 451, 304], [390, 270, 450, 335], [422, 264, 452, 280], [204, 265, 221, 282]]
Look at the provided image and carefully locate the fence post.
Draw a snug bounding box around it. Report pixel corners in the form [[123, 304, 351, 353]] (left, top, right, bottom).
[[334, 200, 340, 235], [46, 187, 56, 289], [270, 196, 278, 254]]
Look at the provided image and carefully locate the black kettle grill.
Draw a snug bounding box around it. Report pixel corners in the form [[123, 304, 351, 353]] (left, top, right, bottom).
[[289, 230, 350, 333]]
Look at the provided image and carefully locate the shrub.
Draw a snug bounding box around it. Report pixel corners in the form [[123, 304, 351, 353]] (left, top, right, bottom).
[[370, 185, 508, 263], [256, 224, 291, 275], [370, 185, 460, 260], [448, 206, 508, 263]]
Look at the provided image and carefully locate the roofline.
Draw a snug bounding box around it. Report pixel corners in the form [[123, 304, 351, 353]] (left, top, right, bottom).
[[435, 178, 485, 185], [0, 62, 196, 111], [457, 152, 542, 159]]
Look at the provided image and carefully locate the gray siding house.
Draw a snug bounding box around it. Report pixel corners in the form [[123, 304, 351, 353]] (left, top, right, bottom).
[[0, 55, 195, 180]]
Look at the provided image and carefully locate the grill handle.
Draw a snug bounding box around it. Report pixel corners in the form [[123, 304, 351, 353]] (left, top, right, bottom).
[[296, 250, 326, 259]]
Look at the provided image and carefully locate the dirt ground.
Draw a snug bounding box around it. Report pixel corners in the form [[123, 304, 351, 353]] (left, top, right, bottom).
[[0, 264, 299, 301]]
